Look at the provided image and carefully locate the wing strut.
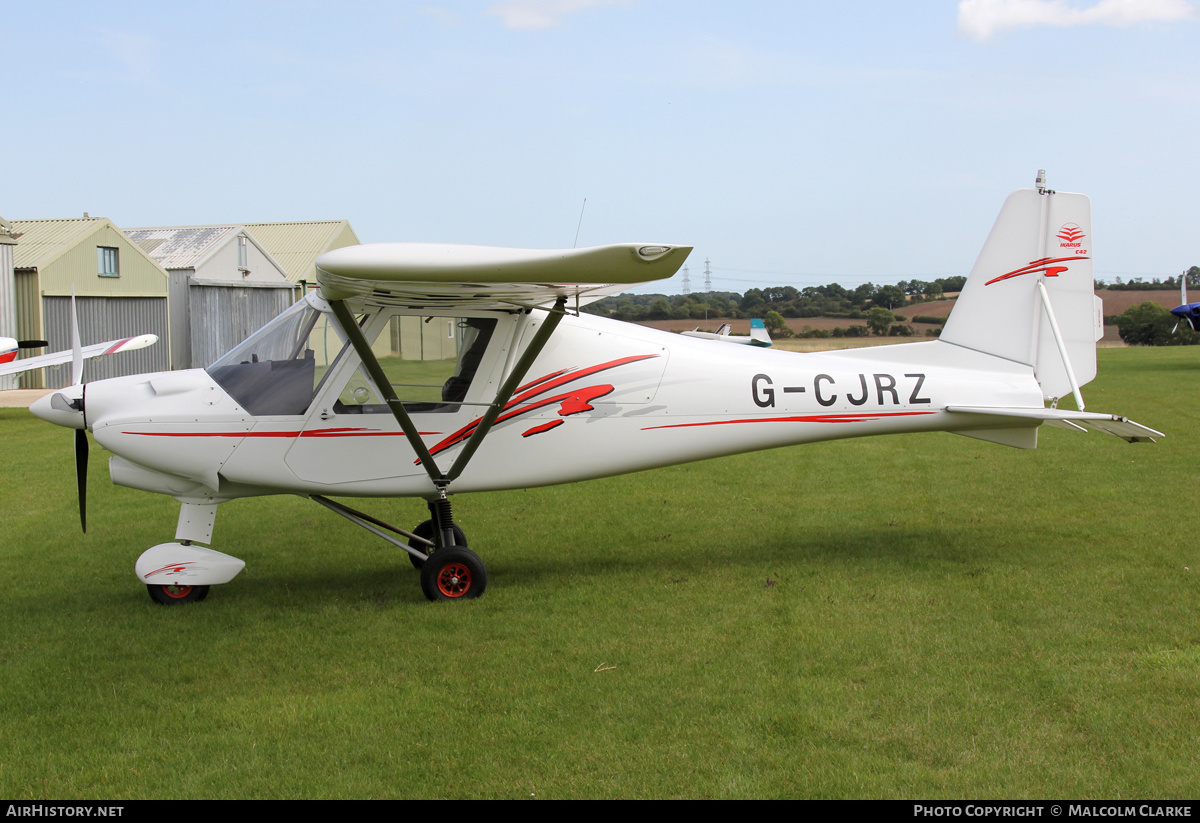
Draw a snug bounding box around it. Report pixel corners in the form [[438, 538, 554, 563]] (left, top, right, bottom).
[[311, 494, 432, 563], [446, 298, 566, 482], [328, 296, 568, 492], [329, 299, 446, 484]]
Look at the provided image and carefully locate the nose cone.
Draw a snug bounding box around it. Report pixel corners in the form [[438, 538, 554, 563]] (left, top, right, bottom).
[[30, 385, 86, 430]]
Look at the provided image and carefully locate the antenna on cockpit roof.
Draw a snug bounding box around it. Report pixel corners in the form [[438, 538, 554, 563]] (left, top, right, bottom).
[[573, 198, 587, 248]]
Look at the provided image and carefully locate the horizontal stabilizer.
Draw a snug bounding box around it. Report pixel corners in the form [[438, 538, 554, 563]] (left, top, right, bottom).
[[946, 406, 1163, 443]]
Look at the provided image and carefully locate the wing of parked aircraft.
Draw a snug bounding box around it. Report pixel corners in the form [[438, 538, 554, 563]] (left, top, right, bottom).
[[0, 334, 158, 379]]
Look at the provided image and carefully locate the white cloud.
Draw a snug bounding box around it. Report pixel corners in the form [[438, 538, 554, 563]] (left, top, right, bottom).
[[957, 0, 1200, 41], [486, 0, 632, 31]]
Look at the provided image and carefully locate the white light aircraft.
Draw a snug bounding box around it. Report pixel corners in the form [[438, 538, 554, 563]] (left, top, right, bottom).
[[681, 318, 772, 347], [30, 174, 1161, 605], [1, 334, 158, 379]]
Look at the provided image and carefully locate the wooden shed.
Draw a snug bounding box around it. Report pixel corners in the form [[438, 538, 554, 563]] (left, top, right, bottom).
[[126, 225, 298, 369]]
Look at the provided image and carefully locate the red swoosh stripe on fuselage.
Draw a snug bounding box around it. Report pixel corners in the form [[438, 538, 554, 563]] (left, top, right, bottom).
[[423, 354, 660, 458]]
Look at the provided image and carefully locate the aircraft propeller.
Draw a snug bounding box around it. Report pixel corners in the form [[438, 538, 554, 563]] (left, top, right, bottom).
[[68, 290, 87, 532]]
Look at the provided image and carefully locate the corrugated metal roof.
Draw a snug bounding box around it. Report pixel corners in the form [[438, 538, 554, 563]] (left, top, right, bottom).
[[10, 218, 109, 269], [125, 225, 239, 270], [245, 220, 360, 284]]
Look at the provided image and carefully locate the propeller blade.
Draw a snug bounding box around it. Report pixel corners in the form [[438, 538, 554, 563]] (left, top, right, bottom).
[[75, 428, 88, 533], [70, 288, 83, 387]]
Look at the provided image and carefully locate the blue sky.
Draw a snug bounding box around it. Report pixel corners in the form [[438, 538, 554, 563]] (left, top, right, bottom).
[[4, 1, 1198, 293]]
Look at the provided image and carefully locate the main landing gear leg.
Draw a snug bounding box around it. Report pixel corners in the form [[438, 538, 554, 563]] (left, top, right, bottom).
[[417, 491, 487, 602], [410, 496, 467, 569], [311, 495, 487, 602]]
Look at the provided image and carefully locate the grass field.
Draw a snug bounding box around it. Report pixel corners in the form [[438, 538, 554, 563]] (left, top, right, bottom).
[[0, 348, 1196, 799]]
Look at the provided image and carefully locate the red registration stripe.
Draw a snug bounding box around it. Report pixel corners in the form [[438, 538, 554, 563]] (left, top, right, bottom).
[[641, 411, 936, 430]]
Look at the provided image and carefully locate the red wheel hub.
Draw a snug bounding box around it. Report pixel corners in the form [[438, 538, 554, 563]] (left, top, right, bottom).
[[436, 562, 472, 597], [162, 585, 193, 599]]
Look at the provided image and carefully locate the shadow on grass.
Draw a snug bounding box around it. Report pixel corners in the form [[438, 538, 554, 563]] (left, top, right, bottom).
[[98, 520, 993, 613], [491, 521, 1000, 592]]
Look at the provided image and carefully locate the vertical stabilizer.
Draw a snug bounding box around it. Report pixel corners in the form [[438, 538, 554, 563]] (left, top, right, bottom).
[[749, 318, 772, 347], [940, 183, 1096, 403]]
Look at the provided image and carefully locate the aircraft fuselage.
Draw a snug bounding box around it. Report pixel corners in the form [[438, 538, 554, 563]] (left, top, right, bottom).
[[52, 301, 1043, 505]]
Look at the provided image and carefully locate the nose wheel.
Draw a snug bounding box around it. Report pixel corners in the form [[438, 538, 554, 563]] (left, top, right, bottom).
[[146, 584, 210, 605]]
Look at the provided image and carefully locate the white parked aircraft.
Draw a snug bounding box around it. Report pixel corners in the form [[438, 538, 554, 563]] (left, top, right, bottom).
[[30, 175, 1160, 605], [1, 334, 157, 379], [681, 318, 772, 347]]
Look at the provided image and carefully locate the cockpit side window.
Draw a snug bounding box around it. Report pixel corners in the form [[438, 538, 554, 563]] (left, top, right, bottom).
[[207, 299, 350, 416], [332, 316, 498, 415]]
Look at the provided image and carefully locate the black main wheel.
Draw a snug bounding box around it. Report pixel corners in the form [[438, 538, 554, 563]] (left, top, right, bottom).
[[147, 583, 210, 605], [409, 519, 467, 569], [420, 546, 487, 602]]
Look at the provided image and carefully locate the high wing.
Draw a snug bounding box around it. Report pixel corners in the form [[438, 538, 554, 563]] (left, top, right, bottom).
[[0, 334, 158, 378], [315, 242, 691, 309]]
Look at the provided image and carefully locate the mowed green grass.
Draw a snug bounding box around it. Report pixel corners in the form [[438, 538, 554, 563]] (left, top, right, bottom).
[[0, 347, 1196, 799]]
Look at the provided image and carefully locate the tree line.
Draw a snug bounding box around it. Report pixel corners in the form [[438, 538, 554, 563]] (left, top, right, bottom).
[[1095, 266, 1199, 291], [586, 267, 1200, 346], [583, 276, 969, 323]]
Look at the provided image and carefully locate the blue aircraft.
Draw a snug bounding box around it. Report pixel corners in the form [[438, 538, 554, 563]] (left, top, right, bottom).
[[1171, 276, 1200, 332]]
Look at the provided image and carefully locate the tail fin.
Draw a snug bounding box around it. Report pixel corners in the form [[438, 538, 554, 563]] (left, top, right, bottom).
[[749, 318, 772, 347], [940, 180, 1101, 406]]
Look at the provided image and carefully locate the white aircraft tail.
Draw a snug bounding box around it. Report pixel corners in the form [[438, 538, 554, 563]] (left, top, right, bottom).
[[749, 318, 772, 346], [940, 176, 1102, 407]]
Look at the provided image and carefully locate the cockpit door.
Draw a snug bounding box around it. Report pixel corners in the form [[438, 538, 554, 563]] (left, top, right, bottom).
[[283, 309, 512, 485]]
